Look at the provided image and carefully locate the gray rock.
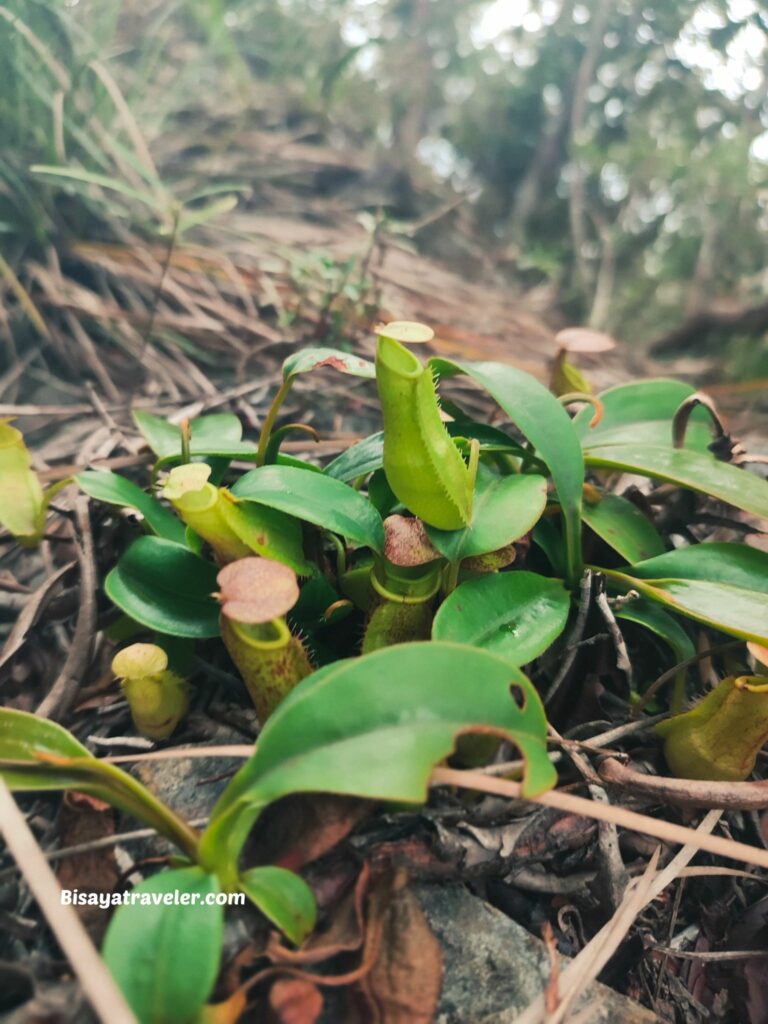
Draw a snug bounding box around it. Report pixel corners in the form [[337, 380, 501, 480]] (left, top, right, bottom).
[[418, 884, 660, 1024]]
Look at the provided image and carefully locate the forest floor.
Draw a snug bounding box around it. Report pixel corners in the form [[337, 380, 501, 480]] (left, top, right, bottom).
[[2, 120, 768, 1024]]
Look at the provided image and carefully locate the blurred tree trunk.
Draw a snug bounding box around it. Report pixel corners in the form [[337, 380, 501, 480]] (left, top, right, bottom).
[[509, 0, 576, 240], [567, 0, 612, 303]]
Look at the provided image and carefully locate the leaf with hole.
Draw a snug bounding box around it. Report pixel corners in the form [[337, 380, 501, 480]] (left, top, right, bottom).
[[432, 572, 570, 665], [198, 642, 556, 872]]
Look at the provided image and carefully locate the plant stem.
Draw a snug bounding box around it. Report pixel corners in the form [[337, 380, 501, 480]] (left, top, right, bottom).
[[256, 376, 294, 466]]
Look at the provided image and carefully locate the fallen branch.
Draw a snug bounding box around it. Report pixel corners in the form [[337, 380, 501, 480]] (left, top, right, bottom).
[[599, 757, 768, 810]]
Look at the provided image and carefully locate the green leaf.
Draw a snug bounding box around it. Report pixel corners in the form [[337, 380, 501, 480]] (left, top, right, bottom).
[[30, 164, 164, 210], [376, 335, 473, 530], [0, 706, 90, 774], [573, 379, 711, 449], [603, 543, 768, 645], [585, 445, 768, 520], [622, 543, 768, 591], [615, 599, 695, 663], [582, 493, 665, 563], [105, 537, 220, 639], [199, 642, 556, 871], [239, 865, 316, 946], [219, 497, 311, 575], [431, 358, 584, 585], [0, 421, 45, 544], [324, 423, 531, 484], [133, 410, 249, 458], [425, 469, 547, 562], [77, 470, 187, 544], [103, 867, 222, 1024], [282, 347, 375, 380], [0, 708, 199, 857], [432, 572, 570, 665], [232, 465, 385, 552], [325, 431, 384, 482]]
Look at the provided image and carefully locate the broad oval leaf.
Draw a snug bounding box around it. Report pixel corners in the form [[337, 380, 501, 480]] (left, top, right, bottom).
[[282, 347, 375, 380], [239, 865, 317, 946], [573, 379, 711, 449], [105, 536, 220, 638], [133, 410, 245, 457], [585, 445, 768, 521], [582, 492, 664, 563], [425, 469, 547, 562], [604, 543, 768, 645], [77, 470, 187, 544], [431, 358, 584, 585], [199, 642, 556, 870], [103, 867, 223, 1024], [432, 572, 570, 665], [232, 465, 385, 552]]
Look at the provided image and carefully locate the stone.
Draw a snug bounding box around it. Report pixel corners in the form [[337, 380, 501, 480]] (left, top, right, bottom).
[[417, 883, 660, 1024]]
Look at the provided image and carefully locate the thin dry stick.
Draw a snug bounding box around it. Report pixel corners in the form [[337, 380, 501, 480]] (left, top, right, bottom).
[[429, 768, 768, 868], [599, 757, 768, 810], [550, 725, 628, 910], [512, 809, 723, 1024], [104, 744, 255, 764], [0, 779, 137, 1024], [545, 570, 593, 705], [37, 497, 97, 720]]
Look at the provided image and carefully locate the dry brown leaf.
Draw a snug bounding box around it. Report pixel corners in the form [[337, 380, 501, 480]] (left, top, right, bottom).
[[352, 870, 443, 1024], [249, 794, 373, 875], [55, 792, 119, 943]]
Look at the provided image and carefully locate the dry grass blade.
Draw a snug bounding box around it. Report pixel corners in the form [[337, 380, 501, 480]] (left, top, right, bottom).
[[0, 560, 76, 673], [540, 849, 661, 1024], [0, 778, 137, 1024], [36, 497, 97, 720], [511, 810, 723, 1024], [430, 767, 768, 867], [0, 251, 50, 339]]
